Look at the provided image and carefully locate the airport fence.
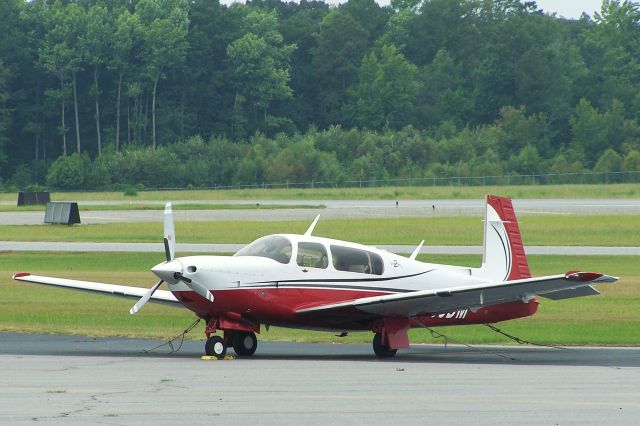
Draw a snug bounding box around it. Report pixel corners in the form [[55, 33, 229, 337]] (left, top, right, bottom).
[[154, 170, 640, 191]]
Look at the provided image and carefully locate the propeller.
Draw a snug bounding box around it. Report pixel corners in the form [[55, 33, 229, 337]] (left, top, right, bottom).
[[173, 272, 215, 302], [129, 280, 164, 315], [130, 203, 214, 315]]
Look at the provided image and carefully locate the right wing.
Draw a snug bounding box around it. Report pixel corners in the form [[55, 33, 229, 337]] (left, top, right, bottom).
[[12, 273, 180, 307]]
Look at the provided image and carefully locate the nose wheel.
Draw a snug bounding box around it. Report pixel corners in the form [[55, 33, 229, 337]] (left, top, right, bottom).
[[205, 335, 227, 359]]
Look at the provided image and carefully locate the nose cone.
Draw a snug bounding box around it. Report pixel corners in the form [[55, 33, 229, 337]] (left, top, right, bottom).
[[151, 259, 183, 284]]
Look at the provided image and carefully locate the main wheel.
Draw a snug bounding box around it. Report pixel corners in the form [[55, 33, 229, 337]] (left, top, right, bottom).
[[372, 333, 397, 358], [205, 335, 227, 359], [232, 332, 258, 357]]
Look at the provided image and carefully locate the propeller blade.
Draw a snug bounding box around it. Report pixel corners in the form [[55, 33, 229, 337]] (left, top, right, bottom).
[[129, 280, 164, 315], [175, 273, 214, 303], [164, 203, 176, 261]]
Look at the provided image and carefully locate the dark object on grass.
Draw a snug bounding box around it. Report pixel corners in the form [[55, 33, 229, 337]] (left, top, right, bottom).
[[44, 202, 81, 225], [17, 191, 50, 206]]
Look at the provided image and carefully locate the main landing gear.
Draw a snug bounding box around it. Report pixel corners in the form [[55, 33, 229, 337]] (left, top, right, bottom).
[[372, 333, 397, 358], [205, 331, 258, 359]]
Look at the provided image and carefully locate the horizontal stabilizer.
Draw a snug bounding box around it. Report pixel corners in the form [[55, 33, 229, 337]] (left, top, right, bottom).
[[539, 285, 600, 300]]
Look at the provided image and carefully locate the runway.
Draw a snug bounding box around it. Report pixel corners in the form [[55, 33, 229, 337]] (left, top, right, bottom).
[[1, 333, 638, 425], [3, 198, 640, 225]]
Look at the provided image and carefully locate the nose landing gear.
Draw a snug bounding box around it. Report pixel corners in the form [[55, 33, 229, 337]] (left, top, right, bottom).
[[204, 335, 227, 358]]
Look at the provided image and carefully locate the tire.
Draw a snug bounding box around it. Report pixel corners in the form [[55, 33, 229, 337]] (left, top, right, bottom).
[[232, 332, 258, 357], [372, 333, 397, 358], [205, 335, 227, 359]]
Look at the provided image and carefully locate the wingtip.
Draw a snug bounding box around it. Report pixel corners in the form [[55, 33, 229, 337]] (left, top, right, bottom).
[[565, 271, 618, 283], [13, 272, 31, 279]]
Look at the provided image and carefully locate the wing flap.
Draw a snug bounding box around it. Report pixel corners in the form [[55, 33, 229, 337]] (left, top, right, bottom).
[[296, 272, 617, 318], [12, 273, 180, 307]]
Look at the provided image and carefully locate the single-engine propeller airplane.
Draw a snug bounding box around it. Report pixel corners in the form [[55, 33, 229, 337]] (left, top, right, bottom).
[[13, 195, 618, 358]]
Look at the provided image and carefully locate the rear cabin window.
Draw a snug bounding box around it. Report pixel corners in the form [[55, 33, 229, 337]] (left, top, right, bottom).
[[330, 245, 384, 275], [235, 235, 292, 264], [296, 242, 328, 269]]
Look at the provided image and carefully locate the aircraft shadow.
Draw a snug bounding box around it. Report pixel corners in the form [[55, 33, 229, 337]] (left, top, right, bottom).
[[1, 333, 637, 368]]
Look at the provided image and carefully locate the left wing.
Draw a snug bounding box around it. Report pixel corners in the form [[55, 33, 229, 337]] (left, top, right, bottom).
[[296, 271, 617, 318], [12, 273, 180, 307]]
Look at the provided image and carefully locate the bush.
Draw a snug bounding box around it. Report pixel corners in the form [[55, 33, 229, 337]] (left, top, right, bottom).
[[46, 153, 89, 190]]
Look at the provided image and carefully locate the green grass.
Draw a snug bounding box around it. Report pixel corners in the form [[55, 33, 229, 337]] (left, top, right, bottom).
[[0, 203, 324, 212], [0, 252, 637, 345], [1, 215, 638, 246], [2, 183, 640, 202]]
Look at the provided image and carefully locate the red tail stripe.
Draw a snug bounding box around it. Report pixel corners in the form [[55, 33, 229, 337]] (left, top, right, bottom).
[[487, 195, 531, 280]]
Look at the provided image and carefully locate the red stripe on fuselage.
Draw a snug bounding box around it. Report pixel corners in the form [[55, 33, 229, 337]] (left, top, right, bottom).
[[172, 287, 539, 331]]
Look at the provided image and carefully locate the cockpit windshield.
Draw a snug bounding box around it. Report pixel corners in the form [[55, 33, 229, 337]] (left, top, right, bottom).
[[234, 235, 292, 264]]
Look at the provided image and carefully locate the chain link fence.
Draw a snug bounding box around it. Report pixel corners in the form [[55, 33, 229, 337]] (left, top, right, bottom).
[[177, 170, 640, 191]]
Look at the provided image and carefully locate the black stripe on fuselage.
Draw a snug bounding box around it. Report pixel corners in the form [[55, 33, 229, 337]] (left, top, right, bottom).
[[237, 282, 414, 293], [249, 269, 434, 285], [236, 270, 435, 294]]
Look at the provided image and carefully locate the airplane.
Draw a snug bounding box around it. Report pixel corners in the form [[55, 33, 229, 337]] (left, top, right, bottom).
[[13, 195, 618, 359]]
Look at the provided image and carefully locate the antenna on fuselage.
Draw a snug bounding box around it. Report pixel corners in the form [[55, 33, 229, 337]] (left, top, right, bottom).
[[304, 215, 320, 236], [409, 240, 425, 260]]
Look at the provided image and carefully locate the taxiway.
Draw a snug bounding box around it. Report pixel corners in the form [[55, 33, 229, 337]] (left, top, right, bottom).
[[1, 333, 638, 425]]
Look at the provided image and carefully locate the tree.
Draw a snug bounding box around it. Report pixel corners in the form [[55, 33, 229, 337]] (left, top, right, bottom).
[[584, 1, 640, 112], [419, 48, 471, 127], [110, 8, 142, 152], [593, 148, 623, 182], [82, 4, 112, 156], [0, 59, 9, 172], [622, 150, 640, 171], [136, 0, 189, 149], [340, 0, 390, 46], [39, 2, 70, 156], [347, 44, 421, 129], [497, 106, 551, 158], [227, 9, 296, 135], [570, 99, 608, 164], [186, 0, 241, 138], [311, 11, 369, 126]]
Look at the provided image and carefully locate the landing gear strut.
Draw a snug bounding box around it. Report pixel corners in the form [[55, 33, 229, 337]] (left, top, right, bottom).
[[205, 335, 227, 359], [372, 333, 397, 358]]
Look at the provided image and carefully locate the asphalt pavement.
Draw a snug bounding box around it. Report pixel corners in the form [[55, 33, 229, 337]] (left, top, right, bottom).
[[0, 333, 638, 425]]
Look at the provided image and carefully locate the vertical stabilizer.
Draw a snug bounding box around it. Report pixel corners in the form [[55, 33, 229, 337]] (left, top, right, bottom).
[[472, 195, 531, 281]]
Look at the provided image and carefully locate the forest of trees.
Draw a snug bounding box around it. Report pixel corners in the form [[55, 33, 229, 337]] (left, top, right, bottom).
[[1, 0, 640, 190]]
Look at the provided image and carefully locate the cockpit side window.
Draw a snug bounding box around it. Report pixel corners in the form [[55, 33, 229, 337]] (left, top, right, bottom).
[[330, 245, 384, 275], [297, 242, 328, 269], [234, 235, 292, 264]]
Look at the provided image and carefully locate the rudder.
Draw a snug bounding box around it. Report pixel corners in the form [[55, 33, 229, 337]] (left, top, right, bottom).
[[472, 195, 531, 281]]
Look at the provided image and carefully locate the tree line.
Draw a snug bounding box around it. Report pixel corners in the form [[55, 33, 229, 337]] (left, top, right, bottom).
[[1, 0, 640, 190]]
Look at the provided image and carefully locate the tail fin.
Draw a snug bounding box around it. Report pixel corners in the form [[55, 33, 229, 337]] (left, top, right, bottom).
[[472, 195, 531, 281]]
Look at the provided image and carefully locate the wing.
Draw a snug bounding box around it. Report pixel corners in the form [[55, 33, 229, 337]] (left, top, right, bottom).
[[12, 273, 180, 307], [296, 271, 617, 318]]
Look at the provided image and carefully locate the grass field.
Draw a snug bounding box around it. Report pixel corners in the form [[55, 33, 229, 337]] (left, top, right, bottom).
[[1, 252, 637, 345], [1, 183, 638, 347], [1, 215, 638, 246], [2, 183, 640, 202]]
